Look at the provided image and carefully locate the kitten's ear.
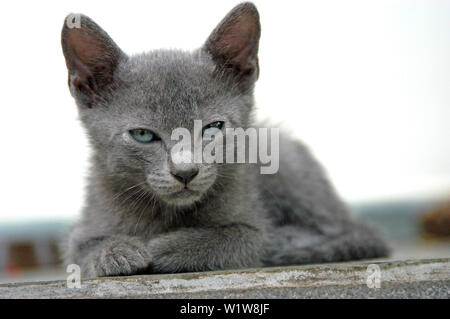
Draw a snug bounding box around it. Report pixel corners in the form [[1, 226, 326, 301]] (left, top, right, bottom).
[[61, 14, 126, 108], [202, 2, 261, 90]]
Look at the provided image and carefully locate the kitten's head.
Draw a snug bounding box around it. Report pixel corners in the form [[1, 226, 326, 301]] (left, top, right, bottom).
[[61, 2, 261, 207]]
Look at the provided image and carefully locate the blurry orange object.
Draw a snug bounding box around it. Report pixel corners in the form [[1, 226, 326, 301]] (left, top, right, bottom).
[[421, 201, 450, 238], [4, 262, 23, 280]]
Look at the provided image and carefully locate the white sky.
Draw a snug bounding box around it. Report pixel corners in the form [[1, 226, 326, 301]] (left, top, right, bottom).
[[0, 0, 449, 222]]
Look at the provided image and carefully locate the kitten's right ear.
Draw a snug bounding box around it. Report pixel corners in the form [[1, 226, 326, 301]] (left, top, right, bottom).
[[61, 14, 126, 108]]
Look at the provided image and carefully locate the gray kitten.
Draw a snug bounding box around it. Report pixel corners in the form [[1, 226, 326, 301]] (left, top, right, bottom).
[[60, 2, 388, 278]]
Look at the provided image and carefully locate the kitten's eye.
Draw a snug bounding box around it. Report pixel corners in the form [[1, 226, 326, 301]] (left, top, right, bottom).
[[129, 129, 159, 143], [202, 121, 224, 138]]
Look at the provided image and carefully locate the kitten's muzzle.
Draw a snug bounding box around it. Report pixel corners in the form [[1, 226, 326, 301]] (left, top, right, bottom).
[[169, 149, 199, 186]]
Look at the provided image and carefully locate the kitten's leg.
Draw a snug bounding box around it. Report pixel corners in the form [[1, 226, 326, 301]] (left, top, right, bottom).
[[264, 221, 390, 266], [146, 224, 266, 273], [61, 225, 151, 278]]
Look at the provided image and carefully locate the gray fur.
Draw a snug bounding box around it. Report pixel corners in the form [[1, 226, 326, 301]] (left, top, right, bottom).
[[60, 2, 389, 278]]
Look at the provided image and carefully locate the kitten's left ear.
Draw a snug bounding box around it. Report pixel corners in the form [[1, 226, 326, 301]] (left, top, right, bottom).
[[202, 2, 261, 90]]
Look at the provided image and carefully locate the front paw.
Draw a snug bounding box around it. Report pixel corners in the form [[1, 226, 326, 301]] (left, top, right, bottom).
[[84, 237, 151, 277]]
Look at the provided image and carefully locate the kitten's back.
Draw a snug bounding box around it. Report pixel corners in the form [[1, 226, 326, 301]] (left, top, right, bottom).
[[257, 134, 389, 265]]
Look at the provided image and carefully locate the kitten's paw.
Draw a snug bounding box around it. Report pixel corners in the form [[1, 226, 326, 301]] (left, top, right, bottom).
[[85, 237, 151, 277]]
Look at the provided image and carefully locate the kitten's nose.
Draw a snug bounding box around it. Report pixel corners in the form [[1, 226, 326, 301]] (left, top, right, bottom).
[[170, 168, 199, 186]]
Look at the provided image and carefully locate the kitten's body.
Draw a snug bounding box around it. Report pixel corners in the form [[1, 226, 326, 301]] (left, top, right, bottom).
[[61, 3, 388, 278]]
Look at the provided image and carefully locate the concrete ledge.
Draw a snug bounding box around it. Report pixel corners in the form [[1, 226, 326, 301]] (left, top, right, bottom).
[[0, 258, 449, 298]]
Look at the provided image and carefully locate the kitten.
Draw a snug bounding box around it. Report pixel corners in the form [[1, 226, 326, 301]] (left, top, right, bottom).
[[60, 2, 389, 278]]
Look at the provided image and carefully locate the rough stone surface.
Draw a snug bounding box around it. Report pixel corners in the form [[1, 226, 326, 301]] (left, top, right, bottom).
[[0, 259, 448, 298]]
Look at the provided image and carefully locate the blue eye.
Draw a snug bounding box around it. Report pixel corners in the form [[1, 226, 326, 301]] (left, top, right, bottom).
[[129, 129, 158, 143], [202, 121, 224, 138]]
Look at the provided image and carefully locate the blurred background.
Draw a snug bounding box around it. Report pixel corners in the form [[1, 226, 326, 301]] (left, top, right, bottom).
[[0, 0, 449, 283]]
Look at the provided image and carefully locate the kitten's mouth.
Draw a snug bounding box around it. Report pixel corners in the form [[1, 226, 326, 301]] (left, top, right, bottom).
[[158, 187, 203, 206], [171, 188, 199, 197]]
